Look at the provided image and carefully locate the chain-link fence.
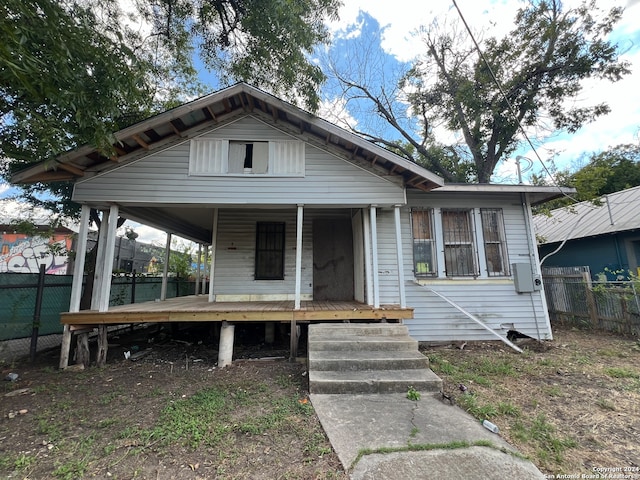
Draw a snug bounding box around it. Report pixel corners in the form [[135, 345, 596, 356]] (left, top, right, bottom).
[[0, 273, 196, 363]]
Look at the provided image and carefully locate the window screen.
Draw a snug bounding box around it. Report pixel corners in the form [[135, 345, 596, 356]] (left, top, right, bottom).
[[480, 208, 509, 276], [411, 209, 436, 276], [442, 209, 478, 277], [255, 222, 285, 280]]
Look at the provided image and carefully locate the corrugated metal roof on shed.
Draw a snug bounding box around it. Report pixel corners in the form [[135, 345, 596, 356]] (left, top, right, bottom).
[[534, 185, 640, 244]]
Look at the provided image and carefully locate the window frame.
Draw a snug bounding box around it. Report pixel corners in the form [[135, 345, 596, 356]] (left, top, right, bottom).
[[441, 209, 479, 277], [411, 208, 437, 276], [254, 222, 285, 280], [480, 208, 510, 277]]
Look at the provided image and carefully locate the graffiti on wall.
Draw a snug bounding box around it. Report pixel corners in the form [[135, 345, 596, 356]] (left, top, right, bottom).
[[0, 233, 72, 274]]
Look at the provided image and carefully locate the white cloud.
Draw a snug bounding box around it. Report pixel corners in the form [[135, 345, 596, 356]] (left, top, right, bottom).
[[317, 96, 359, 130]]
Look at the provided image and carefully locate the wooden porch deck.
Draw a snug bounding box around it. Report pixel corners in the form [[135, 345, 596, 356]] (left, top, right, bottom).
[[61, 296, 414, 326]]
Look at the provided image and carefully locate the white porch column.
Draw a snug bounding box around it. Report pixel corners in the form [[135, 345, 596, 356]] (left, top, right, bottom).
[[294, 205, 304, 310], [160, 232, 171, 301], [194, 243, 202, 295], [202, 247, 209, 294], [393, 205, 407, 308], [208, 208, 219, 302], [91, 210, 108, 310], [60, 204, 91, 369], [98, 205, 119, 312], [370, 205, 380, 308], [70, 204, 90, 312], [362, 208, 374, 306]]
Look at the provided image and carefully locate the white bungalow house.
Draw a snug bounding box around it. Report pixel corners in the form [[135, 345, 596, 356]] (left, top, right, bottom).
[[12, 83, 570, 366]]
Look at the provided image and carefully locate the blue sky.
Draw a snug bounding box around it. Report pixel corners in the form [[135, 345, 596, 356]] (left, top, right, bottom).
[[2, 0, 639, 243]]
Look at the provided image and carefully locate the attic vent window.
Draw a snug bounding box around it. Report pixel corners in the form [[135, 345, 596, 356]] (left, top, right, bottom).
[[189, 139, 304, 176]]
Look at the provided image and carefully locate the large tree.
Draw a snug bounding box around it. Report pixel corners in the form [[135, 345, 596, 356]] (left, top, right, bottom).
[[1, 0, 340, 217], [328, 0, 630, 183]]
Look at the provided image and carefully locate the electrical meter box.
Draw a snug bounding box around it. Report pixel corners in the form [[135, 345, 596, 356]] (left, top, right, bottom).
[[512, 263, 542, 292]]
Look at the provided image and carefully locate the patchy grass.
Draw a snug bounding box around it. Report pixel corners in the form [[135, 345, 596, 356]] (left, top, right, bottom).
[[423, 326, 640, 475], [0, 353, 345, 480]]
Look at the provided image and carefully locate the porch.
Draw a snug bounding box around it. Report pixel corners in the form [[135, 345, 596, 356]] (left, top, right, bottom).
[[61, 297, 414, 325], [61, 297, 414, 367]]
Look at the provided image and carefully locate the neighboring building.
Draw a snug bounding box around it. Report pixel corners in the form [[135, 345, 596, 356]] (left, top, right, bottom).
[[0, 225, 74, 274], [534, 185, 640, 280], [12, 83, 571, 343]]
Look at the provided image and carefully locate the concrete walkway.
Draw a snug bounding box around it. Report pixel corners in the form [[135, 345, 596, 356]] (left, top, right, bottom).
[[311, 392, 545, 480]]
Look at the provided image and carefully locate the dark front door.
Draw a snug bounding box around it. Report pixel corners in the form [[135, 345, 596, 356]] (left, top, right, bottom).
[[313, 218, 354, 301]]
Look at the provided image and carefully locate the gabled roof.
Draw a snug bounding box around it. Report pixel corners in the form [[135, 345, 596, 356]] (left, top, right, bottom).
[[11, 83, 443, 191], [534, 185, 640, 244]]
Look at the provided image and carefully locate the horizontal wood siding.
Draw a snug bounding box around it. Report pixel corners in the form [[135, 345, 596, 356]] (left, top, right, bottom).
[[214, 209, 312, 298], [73, 116, 404, 206], [213, 208, 352, 298], [375, 192, 551, 342]]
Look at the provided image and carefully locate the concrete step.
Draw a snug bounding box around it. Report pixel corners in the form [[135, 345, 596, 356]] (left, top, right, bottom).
[[308, 323, 409, 337], [308, 335, 418, 352], [308, 368, 443, 394], [308, 350, 430, 371]]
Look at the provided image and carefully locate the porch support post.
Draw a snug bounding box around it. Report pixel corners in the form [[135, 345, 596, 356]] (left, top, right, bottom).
[[91, 210, 108, 310], [370, 205, 380, 308], [218, 320, 235, 367], [362, 208, 374, 306], [194, 244, 202, 295], [294, 205, 304, 310], [393, 205, 407, 308], [98, 204, 119, 312], [208, 208, 219, 302], [160, 232, 171, 301], [60, 204, 90, 369], [202, 247, 209, 294]]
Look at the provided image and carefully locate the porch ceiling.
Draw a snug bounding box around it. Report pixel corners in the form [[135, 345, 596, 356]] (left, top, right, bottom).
[[11, 83, 443, 192]]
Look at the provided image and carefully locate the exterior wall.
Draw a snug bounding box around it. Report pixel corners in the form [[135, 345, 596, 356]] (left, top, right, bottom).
[[377, 191, 552, 342], [212, 208, 352, 300], [72, 116, 405, 207], [539, 232, 640, 280]]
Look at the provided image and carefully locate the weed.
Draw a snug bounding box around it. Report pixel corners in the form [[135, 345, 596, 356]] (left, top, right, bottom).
[[545, 386, 563, 397], [409, 426, 420, 438], [98, 418, 118, 429], [496, 402, 520, 417], [276, 374, 296, 388], [99, 389, 123, 405], [595, 398, 615, 411], [54, 458, 89, 480], [604, 367, 639, 379], [14, 453, 35, 471], [476, 358, 515, 376], [406, 386, 421, 401], [512, 414, 576, 465], [456, 393, 498, 419]]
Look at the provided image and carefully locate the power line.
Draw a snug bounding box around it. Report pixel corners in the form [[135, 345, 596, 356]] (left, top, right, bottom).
[[451, 0, 580, 204]]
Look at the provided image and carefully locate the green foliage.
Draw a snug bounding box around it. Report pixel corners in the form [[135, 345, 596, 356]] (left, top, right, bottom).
[[401, 0, 629, 182], [512, 414, 577, 465], [406, 386, 421, 401], [535, 144, 640, 211], [2, 0, 340, 221]]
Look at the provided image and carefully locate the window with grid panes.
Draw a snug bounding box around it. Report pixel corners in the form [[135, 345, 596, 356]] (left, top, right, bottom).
[[442, 209, 478, 276], [255, 222, 285, 280], [411, 209, 436, 276], [480, 208, 510, 276]]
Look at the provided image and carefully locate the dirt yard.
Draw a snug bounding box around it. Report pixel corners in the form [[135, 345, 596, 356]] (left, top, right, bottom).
[[423, 326, 640, 476], [1, 323, 639, 479]]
